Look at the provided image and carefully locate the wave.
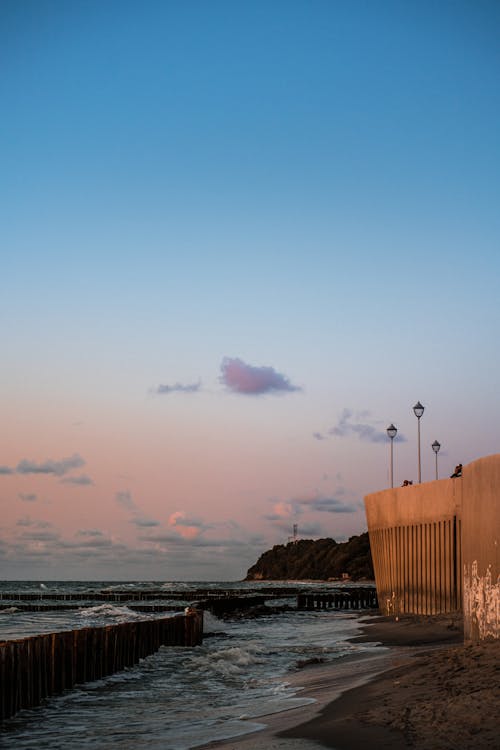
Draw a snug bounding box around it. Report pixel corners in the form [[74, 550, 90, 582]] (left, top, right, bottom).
[[77, 603, 159, 623], [188, 643, 265, 678], [203, 611, 226, 633]]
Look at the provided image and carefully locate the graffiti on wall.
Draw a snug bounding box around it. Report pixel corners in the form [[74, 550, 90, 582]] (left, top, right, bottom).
[[463, 560, 500, 640]]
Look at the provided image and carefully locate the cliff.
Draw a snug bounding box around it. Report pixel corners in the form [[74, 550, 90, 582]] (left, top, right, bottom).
[[245, 532, 374, 581]]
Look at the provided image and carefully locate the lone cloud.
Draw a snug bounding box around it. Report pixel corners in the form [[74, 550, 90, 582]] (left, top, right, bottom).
[[220, 357, 301, 395]]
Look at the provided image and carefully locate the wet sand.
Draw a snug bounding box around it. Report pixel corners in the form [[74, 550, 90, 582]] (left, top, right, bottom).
[[197, 647, 411, 750], [200, 613, 500, 750]]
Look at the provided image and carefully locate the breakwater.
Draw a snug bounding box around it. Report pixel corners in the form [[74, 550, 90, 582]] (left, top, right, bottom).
[[364, 453, 500, 641], [0, 586, 301, 602], [0, 585, 378, 618], [297, 587, 378, 610], [0, 609, 202, 722]]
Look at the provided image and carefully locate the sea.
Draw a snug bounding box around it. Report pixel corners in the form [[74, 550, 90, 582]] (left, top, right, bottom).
[[0, 580, 383, 750]]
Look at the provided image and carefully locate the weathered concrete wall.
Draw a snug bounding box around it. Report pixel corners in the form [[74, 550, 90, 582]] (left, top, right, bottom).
[[365, 454, 500, 641], [462, 454, 500, 641], [365, 478, 463, 617]]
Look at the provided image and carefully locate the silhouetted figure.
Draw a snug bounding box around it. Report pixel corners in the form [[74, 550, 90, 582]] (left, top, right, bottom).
[[402, 479, 413, 486], [451, 463, 462, 478]]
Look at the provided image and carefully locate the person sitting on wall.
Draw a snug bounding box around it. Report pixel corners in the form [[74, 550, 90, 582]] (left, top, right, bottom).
[[450, 463, 462, 478]]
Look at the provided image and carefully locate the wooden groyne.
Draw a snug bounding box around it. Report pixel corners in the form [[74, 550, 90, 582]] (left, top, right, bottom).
[[0, 586, 299, 603], [0, 603, 182, 613], [297, 587, 378, 610], [0, 585, 378, 617], [0, 609, 202, 722], [195, 594, 270, 617]]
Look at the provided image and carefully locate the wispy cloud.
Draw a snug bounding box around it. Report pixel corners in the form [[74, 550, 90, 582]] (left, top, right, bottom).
[[2, 516, 267, 578], [220, 357, 301, 395], [153, 381, 201, 395], [16, 518, 52, 528], [20, 530, 61, 542], [17, 518, 34, 527], [302, 496, 357, 514], [15, 454, 85, 476], [115, 490, 160, 529], [265, 493, 358, 521], [139, 530, 260, 550], [138, 531, 185, 545], [328, 409, 407, 444], [63, 535, 114, 549], [115, 490, 136, 510], [60, 474, 94, 486], [131, 517, 161, 528], [18, 492, 37, 502]]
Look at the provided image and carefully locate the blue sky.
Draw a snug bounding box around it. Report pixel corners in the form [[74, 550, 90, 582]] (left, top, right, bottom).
[[1, 1, 499, 579]]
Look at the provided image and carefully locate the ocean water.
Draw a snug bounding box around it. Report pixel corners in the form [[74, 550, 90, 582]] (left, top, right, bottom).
[[0, 581, 380, 749]]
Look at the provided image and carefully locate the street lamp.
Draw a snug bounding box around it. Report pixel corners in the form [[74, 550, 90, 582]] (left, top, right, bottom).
[[432, 440, 441, 480], [413, 401, 425, 483], [387, 423, 397, 488]]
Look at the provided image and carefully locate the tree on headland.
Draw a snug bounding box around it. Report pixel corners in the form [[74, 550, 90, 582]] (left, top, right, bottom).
[[245, 532, 374, 581]]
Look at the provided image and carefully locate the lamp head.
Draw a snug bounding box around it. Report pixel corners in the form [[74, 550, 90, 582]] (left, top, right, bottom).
[[432, 440, 441, 454], [387, 424, 397, 440], [413, 401, 425, 418]]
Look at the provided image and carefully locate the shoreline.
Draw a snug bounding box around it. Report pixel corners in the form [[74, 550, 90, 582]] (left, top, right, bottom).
[[198, 612, 499, 750], [283, 614, 500, 750], [196, 646, 412, 750], [196, 611, 453, 750]]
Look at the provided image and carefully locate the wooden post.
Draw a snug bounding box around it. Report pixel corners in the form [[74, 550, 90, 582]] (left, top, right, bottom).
[[0, 611, 204, 723]]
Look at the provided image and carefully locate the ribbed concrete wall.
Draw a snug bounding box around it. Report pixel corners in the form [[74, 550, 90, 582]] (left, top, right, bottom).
[[365, 454, 500, 641], [462, 454, 500, 641], [365, 478, 463, 617]]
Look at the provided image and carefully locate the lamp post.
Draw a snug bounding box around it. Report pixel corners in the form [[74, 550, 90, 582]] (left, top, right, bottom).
[[387, 423, 397, 488], [413, 401, 425, 483], [432, 440, 441, 480]]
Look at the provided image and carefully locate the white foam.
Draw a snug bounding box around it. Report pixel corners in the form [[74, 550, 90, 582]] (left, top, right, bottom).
[[77, 603, 150, 622], [189, 644, 265, 677], [203, 611, 225, 632]]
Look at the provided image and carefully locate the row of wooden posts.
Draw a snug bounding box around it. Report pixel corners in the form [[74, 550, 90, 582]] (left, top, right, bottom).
[[0, 609, 203, 722], [0, 591, 379, 616], [0, 587, 378, 723], [0, 587, 303, 602], [0, 603, 181, 613], [297, 588, 378, 610]]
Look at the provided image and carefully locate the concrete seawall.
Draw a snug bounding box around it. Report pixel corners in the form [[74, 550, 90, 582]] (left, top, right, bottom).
[[365, 477, 463, 616], [365, 454, 499, 641], [462, 454, 500, 641]]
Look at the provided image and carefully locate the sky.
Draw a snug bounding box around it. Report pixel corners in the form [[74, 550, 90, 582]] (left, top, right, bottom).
[[1, 0, 499, 580]]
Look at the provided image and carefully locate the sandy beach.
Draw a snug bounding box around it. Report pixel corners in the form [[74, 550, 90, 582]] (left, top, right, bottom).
[[200, 613, 500, 750]]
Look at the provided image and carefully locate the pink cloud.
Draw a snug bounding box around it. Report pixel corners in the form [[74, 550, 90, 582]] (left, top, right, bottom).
[[220, 357, 301, 395], [168, 511, 207, 540]]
